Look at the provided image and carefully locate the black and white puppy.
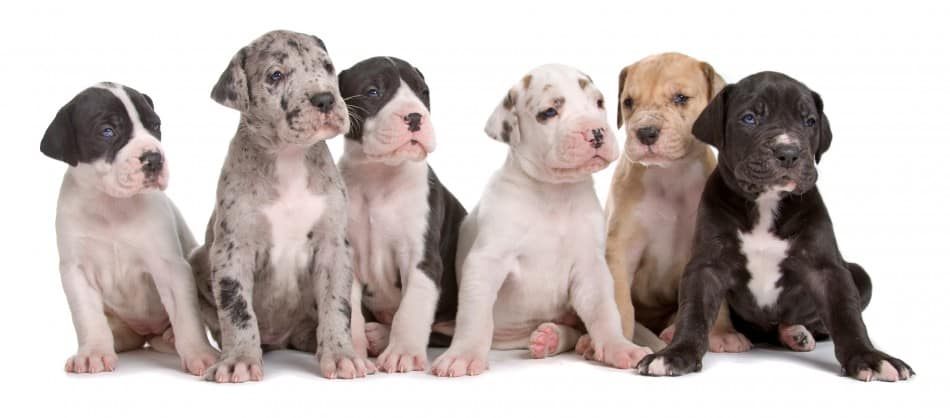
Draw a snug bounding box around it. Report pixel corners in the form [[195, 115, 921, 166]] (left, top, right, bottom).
[[42, 83, 217, 375], [337, 57, 466, 373], [637, 72, 914, 382]]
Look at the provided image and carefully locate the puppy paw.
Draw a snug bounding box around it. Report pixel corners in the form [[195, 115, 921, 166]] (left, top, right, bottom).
[[364, 322, 391, 357], [319, 349, 376, 379], [708, 330, 752, 353], [529, 323, 560, 359], [376, 345, 427, 373], [637, 347, 703, 377], [180, 347, 219, 376], [577, 337, 651, 369], [431, 349, 488, 377], [843, 350, 914, 382], [778, 324, 816, 352], [204, 355, 263, 383], [574, 334, 592, 357], [65, 350, 118, 374]]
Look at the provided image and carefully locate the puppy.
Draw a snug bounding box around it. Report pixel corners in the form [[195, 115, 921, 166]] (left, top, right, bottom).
[[42, 83, 217, 375], [637, 72, 914, 382], [431, 64, 652, 377], [190, 30, 373, 382], [337, 57, 466, 373], [607, 52, 750, 352]]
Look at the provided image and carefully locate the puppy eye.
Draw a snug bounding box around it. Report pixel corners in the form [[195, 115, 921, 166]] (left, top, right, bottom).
[[596, 98, 604, 109], [269, 71, 283, 82], [150, 123, 161, 132], [673, 94, 690, 105], [804, 116, 817, 127], [101, 127, 115, 138], [539, 107, 558, 120], [422, 88, 430, 97], [741, 113, 757, 126], [623, 97, 634, 108], [367, 87, 380, 97]]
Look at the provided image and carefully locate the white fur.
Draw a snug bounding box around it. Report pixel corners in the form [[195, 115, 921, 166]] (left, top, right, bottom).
[[738, 189, 789, 308]]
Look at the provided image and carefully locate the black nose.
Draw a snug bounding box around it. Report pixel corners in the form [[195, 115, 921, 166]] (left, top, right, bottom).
[[309, 92, 336, 113], [405, 112, 422, 132], [636, 126, 659, 146], [772, 145, 801, 168], [140, 151, 164, 174], [591, 129, 604, 149]]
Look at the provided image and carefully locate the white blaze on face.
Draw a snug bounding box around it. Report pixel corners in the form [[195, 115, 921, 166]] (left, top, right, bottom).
[[361, 81, 435, 163]]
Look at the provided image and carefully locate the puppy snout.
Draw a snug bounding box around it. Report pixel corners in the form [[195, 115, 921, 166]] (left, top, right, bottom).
[[590, 128, 605, 149], [405, 112, 422, 133], [139, 151, 164, 174], [636, 126, 659, 145], [772, 144, 802, 168], [309, 92, 336, 113]]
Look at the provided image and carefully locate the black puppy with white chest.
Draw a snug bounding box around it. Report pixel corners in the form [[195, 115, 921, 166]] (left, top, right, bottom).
[[637, 72, 913, 382], [337, 57, 466, 373]]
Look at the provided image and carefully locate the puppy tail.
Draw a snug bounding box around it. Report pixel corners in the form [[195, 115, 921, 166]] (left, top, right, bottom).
[[847, 262, 872, 310], [633, 321, 667, 352]]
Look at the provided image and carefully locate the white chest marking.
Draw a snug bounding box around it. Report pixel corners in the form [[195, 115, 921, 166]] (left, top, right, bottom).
[[262, 148, 327, 273], [738, 190, 789, 308]]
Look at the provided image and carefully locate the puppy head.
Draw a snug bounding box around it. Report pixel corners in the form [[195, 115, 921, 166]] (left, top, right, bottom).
[[211, 30, 348, 146], [485, 64, 618, 184], [692, 71, 832, 196], [41, 82, 168, 198], [338, 56, 434, 165], [617, 52, 725, 166]]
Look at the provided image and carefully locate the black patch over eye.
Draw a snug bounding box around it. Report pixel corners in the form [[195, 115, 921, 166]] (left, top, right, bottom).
[[805, 116, 817, 127], [741, 113, 757, 126], [101, 127, 115, 138], [269, 71, 283, 83], [422, 88, 430, 97], [367, 87, 380, 97], [673, 94, 690, 105], [623, 97, 634, 108], [537, 107, 558, 121]]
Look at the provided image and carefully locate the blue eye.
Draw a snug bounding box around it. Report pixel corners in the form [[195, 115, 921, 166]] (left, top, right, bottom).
[[805, 116, 817, 127], [741, 113, 757, 126], [673, 94, 689, 105], [101, 127, 114, 137], [366, 87, 380, 97], [269, 71, 283, 82], [542, 108, 558, 118]]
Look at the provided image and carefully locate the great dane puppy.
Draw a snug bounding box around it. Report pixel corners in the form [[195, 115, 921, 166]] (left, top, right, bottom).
[[637, 72, 914, 381], [190, 30, 373, 382], [42, 83, 217, 375], [338, 57, 466, 373], [431, 64, 652, 377]]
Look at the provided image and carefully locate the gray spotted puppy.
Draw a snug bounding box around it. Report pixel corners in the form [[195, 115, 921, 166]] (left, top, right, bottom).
[[190, 30, 373, 383]]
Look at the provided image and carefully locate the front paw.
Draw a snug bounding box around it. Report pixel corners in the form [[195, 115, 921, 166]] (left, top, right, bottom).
[[637, 347, 703, 377], [318, 348, 376, 379], [431, 348, 488, 377], [204, 354, 263, 383], [376, 345, 427, 373], [842, 350, 914, 382], [179, 347, 219, 376], [708, 330, 752, 353], [65, 350, 118, 374], [581, 337, 652, 369]]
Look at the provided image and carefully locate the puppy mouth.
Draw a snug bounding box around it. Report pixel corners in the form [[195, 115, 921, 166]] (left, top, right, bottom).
[[365, 139, 428, 162], [550, 155, 609, 176]]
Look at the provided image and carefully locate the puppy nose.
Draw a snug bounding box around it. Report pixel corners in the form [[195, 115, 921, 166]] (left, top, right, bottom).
[[590, 129, 605, 149], [309, 92, 336, 113], [772, 145, 801, 168], [140, 151, 164, 174], [405, 112, 422, 132], [636, 126, 659, 145]]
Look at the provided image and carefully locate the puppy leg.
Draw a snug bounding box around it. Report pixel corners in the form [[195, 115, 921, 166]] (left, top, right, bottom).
[[365, 322, 391, 356], [61, 264, 119, 374], [313, 238, 375, 379], [778, 324, 816, 352], [149, 259, 219, 376], [377, 268, 439, 373], [350, 281, 369, 358], [570, 258, 651, 369], [431, 252, 509, 377], [530, 323, 582, 359], [662, 305, 751, 353], [605, 230, 639, 341]]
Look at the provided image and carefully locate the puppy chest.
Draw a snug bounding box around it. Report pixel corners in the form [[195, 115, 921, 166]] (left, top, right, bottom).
[[738, 228, 789, 308]]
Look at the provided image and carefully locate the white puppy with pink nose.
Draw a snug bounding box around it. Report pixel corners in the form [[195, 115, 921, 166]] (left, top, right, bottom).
[[432, 64, 652, 377]]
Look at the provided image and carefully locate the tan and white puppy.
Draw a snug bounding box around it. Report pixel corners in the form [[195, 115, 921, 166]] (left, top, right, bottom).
[[431, 64, 651, 377], [41, 83, 218, 375], [607, 52, 751, 352]]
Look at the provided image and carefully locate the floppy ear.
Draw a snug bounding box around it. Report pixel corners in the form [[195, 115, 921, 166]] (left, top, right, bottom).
[[210, 47, 249, 111], [811, 91, 832, 163], [484, 88, 520, 144], [691, 84, 733, 150], [40, 102, 79, 166], [700, 61, 726, 102], [143, 93, 155, 110], [414, 67, 425, 80], [616, 66, 629, 129]]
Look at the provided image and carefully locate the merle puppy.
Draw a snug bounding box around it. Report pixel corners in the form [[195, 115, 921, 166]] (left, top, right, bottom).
[[637, 72, 913, 382], [337, 57, 465, 373]]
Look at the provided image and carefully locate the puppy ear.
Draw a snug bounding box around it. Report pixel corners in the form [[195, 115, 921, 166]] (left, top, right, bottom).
[[616, 66, 629, 129], [41, 102, 79, 166], [692, 84, 733, 150], [700, 61, 726, 101], [211, 47, 249, 111], [812, 91, 832, 163], [414, 67, 425, 80], [143, 93, 155, 110], [484, 88, 519, 144]]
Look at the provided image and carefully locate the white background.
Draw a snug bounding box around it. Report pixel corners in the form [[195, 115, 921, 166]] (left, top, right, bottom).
[[1, 0, 947, 416]]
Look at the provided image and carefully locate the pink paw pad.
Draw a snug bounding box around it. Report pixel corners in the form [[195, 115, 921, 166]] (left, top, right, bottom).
[[529, 323, 560, 358]]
